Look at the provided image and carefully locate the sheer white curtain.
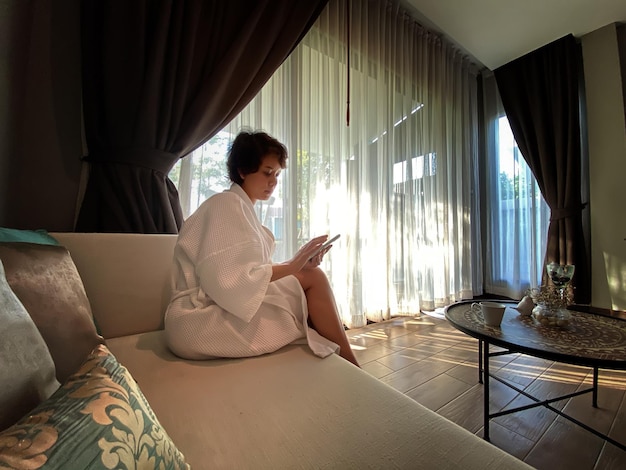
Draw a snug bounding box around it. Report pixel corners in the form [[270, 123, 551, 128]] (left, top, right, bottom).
[[174, 0, 480, 327], [481, 73, 550, 299]]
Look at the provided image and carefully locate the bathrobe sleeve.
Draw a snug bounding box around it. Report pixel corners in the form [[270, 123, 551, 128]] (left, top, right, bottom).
[[182, 192, 273, 323]]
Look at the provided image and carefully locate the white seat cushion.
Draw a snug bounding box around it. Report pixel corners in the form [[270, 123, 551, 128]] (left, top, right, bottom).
[[107, 332, 531, 469]]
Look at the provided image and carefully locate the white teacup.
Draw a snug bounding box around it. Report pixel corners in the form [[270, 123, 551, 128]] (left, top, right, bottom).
[[470, 301, 506, 327]]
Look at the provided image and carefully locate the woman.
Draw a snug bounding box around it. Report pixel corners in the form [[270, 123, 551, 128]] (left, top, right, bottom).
[[165, 130, 359, 366]]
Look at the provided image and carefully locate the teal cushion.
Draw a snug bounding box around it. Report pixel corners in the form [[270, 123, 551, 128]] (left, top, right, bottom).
[[0, 344, 189, 469], [0, 228, 59, 246]]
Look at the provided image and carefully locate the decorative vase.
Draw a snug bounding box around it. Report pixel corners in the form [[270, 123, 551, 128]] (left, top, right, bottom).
[[531, 303, 571, 328], [527, 281, 574, 329]]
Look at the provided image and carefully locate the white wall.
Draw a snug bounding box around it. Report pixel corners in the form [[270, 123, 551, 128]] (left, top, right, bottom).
[[581, 23, 626, 310]]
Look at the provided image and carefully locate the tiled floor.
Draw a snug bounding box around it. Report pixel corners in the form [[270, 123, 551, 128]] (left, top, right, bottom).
[[346, 312, 626, 469]]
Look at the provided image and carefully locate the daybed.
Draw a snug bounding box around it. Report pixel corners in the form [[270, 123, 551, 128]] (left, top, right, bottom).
[[0, 231, 531, 469]]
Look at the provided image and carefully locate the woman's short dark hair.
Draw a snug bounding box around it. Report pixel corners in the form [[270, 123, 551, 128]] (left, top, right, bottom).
[[227, 130, 288, 184]]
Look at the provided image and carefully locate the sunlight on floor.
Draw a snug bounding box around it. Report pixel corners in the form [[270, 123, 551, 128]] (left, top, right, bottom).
[[351, 330, 391, 340], [598, 375, 626, 389], [398, 318, 438, 326], [498, 363, 588, 384], [348, 314, 626, 392]]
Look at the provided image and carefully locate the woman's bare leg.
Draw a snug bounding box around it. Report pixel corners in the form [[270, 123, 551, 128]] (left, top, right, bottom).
[[294, 267, 360, 367]]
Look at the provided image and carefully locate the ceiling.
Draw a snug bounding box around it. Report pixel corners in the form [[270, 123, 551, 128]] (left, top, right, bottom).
[[403, 0, 626, 70]]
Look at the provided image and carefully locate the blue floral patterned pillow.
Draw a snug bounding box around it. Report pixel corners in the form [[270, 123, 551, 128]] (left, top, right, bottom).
[[0, 344, 189, 469]]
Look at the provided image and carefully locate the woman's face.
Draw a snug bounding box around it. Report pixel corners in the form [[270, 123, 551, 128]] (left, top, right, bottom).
[[240, 153, 282, 204]]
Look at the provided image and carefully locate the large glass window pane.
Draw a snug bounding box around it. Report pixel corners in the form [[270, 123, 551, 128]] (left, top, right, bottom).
[[484, 116, 549, 298]]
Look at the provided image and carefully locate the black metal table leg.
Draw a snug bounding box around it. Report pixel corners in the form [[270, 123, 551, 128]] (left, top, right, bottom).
[[483, 339, 490, 441], [478, 339, 483, 384], [593, 366, 599, 407]]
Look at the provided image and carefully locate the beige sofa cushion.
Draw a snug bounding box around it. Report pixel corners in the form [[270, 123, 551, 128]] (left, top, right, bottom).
[[0, 242, 103, 383], [51, 233, 176, 339], [107, 333, 532, 469], [0, 260, 59, 431]]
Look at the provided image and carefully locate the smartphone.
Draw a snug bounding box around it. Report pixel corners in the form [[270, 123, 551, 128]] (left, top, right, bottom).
[[309, 234, 340, 260]]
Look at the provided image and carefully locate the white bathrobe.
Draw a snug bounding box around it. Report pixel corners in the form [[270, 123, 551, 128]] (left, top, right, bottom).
[[164, 183, 339, 360]]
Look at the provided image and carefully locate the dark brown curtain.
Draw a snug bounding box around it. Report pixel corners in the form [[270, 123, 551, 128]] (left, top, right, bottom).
[[76, 0, 329, 233], [494, 34, 590, 303]]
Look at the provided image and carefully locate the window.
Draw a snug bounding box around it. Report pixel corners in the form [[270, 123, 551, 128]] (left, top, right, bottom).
[[483, 116, 550, 298]]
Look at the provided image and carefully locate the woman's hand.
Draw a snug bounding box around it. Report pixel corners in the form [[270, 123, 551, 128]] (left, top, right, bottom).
[[271, 235, 330, 281], [304, 242, 332, 269], [290, 235, 330, 271]]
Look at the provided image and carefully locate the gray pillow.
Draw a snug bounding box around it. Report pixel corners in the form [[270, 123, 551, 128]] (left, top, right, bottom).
[[0, 242, 104, 383], [0, 259, 60, 431]]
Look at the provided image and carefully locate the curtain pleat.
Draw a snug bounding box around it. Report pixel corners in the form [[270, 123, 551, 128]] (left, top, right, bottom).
[[76, 0, 328, 233], [494, 34, 590, 303]]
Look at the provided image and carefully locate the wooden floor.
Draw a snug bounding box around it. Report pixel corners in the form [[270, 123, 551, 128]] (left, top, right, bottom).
[[346, 312, 626, 470]]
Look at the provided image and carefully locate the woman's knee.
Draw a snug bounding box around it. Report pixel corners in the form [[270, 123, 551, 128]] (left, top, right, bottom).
[[294, 266, 329, 290]]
